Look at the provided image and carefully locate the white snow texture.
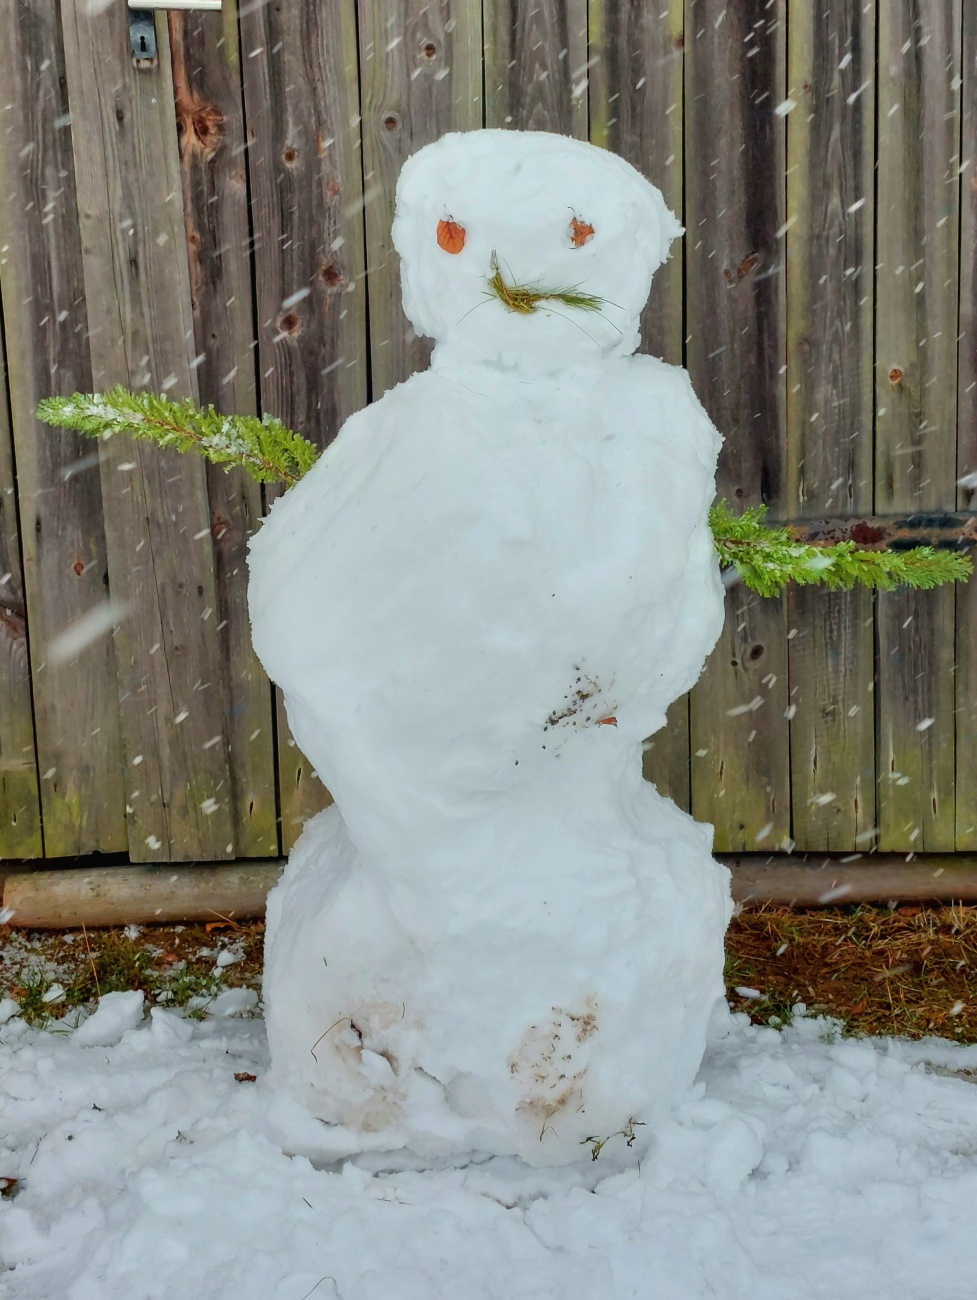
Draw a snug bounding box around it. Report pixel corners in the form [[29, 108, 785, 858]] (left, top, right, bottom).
[[6, 1010, 977, 1300], [72, 991, 145, 1048], [248, 129, 731, 1164]]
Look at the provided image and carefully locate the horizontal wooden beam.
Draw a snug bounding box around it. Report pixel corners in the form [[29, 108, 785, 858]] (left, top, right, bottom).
[[4, 854, 977, 928], [726, 854, 977, 904], [2, 863, 284, 929]]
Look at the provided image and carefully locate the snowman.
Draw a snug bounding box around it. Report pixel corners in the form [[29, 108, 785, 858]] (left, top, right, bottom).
[[248, 129, 732, 1166]]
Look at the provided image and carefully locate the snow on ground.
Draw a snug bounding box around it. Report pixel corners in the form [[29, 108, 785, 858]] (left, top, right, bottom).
[[3, 1005, 977, 1299]]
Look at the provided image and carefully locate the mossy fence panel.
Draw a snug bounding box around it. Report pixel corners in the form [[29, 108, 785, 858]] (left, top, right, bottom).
[[0, 0, 973, 864]]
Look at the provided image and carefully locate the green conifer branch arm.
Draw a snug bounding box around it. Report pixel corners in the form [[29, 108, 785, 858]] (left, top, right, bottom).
[[709, 499, 973, 597], [36, 389, 973, 596], [36, 386, 319, 486]]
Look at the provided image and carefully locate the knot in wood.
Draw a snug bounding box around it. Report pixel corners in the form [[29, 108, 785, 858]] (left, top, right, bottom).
[[319, 260, 345, 290], [176, 97, 225, 159]]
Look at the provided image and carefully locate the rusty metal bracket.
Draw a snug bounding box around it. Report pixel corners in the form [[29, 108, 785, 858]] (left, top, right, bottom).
[[783, 513, 977, 551]]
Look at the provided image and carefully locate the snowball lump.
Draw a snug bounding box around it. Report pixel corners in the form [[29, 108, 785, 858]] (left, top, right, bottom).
[[74, 991, 145, 1048], [392, 129, 683, 367]]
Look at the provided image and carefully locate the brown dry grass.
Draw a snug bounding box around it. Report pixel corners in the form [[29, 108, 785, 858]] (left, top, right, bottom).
[[3, 904, 977, 1041], [726, 903, 977, 1040], [485, 256, 605, 315]]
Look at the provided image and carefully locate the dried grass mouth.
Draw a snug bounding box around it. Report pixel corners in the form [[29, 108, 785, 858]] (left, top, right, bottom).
[[485, 255, 606, 315]]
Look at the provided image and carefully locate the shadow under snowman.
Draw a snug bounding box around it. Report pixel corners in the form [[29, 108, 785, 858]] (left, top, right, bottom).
[[248, 129, 732, 1167]]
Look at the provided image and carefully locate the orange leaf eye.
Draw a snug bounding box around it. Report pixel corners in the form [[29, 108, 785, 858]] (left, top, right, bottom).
[[570, 216, 595, 248], [437, 219, 466, 254]]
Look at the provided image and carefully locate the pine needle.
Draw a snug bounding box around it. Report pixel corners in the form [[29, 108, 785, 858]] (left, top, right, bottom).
[[710, 499, 973, 597], [37, 386, 319, 487], [81, 924, 100, 999], [485, 255, 605, 315]]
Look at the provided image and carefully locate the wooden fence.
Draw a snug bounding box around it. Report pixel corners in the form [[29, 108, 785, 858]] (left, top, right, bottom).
[[0, 0, 974, 865]]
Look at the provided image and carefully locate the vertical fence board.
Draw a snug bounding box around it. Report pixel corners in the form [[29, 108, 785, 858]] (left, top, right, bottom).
[[958, 7, 977, 849], [358, 0, 482, 397], [589, 0, 690, 810], [0, 0, 126, 857], [239, 0, 368, 849], [0, 315, 42, 858], [685, 0, 790, 852], [785, 0, 876, 850], [60, 1, 235, 862], [875, 1, 960, 852], [589, 0, 683, 362], [239, 2, 368, 446], [169, 10, 278, 858], [484, 0, 588, 136]]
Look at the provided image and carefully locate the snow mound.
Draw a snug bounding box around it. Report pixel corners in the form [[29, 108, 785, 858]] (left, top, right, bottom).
[[73, 991, 144, 1048], [4, 1012, 977, 1299]]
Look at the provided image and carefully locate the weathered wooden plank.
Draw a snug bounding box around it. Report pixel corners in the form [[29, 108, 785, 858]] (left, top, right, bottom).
[[589, 0, 689, 809], [639, 702, 689, 814], [168, 10, 278, 858], [239, 0, 368, 446], [956, 6, 977, 850], [589, 0, 683, 361], [484, 0, 588, 136], [60, 1, 235, 862], [0, 0, 126, 857], [238, 0, 368, 848], [785, 0, 876, 850], [875, 1, 960, 852], [0, 305, 42, 858], [685, 0, 790, 852], [358, 0, 482, 397]]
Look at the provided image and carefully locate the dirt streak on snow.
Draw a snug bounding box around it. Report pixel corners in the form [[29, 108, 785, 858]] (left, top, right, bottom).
[[2, 1008, 977, 1299]]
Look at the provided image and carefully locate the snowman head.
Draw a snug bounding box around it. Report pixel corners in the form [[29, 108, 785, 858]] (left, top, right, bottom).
[[392, 130, 681, 372]]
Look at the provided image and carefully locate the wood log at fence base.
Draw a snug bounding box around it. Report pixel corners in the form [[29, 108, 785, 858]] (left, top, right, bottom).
[[726, 855, 977, 905], [2, 863, 285, 929], [5, 855, 977, 930]]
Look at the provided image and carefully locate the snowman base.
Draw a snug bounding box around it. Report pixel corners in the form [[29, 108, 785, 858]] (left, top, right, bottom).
[[262, 773, 731, 1169]]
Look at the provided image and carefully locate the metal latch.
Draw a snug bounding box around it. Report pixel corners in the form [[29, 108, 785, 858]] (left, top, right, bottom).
[[128, 9, 157, 67], [127, 0, 222, 70], [127, 0, 222, 8]]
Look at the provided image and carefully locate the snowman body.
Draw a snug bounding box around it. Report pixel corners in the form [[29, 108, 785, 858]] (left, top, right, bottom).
[[249, 131, 732, 1165]]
